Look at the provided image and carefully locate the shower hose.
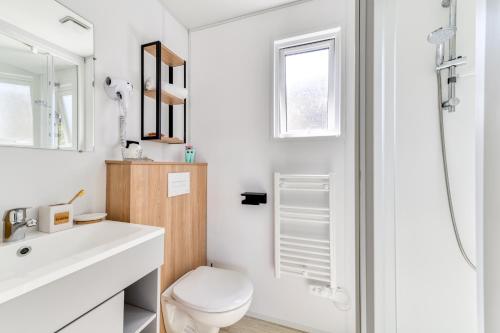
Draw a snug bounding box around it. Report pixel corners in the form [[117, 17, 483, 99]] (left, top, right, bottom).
[[435, 70, 476, 271]]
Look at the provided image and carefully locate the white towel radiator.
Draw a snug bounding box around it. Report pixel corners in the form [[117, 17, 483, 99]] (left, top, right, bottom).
[[274, 173, 335, 287]]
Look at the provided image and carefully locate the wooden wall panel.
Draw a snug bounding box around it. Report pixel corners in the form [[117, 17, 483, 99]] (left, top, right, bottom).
[[106, 163, 131, 222], [105, 161, 207, 333]]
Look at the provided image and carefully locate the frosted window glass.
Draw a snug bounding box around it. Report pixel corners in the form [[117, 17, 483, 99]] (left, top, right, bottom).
[[285, 48, 329, 131], [0, 82, 33, 146]]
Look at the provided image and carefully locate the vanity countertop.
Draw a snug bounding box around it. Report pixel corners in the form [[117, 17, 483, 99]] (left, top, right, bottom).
[[105, 160, 207, 166], [0, 221, 164, 305]]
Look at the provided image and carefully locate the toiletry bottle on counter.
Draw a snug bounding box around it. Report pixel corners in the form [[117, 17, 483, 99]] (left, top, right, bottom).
[[185, 145, 196, 163]]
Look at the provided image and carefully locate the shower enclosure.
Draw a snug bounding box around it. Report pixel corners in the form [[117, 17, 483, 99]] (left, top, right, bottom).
[[365, 0, 484, 331]]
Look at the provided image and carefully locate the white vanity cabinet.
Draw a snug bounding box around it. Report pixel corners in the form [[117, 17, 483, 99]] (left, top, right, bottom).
[[59, 292, 124, 333], [0, 222, 164, 333]]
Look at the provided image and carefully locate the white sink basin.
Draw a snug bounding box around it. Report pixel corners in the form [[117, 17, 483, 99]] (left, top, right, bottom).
[[0, 221, 164, 332]]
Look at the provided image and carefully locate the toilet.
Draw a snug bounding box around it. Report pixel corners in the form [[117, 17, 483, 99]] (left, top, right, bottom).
[[161, 266, 253, 333]]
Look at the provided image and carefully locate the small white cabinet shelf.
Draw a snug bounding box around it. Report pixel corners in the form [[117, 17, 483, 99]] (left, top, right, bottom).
[[123, 268, 162, 333], [124, 304, 157, 333]]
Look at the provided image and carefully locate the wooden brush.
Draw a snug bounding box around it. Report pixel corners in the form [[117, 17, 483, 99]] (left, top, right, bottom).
[[68, 189, 85, 205]]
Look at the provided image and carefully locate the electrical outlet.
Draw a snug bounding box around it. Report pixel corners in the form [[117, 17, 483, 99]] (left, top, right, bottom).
[[309, 285, 351, 310], [309, 285, 334, 299]]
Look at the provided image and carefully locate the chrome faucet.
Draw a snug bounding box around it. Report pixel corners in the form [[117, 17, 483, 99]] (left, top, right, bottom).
[[3, 207, 38, 242]]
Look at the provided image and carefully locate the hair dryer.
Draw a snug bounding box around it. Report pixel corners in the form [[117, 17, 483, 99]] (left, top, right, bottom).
[[104, 77, 133, 148], [104, 77, 133, 113]]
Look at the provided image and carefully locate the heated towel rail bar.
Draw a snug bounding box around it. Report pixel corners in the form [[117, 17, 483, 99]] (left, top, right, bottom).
[[274, 173, 335, 287]]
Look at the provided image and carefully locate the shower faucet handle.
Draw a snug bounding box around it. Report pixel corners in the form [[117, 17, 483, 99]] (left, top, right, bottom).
[[442, 97, 460, 110], [441, 0, 451, 8], [436, 56, 467, 71]]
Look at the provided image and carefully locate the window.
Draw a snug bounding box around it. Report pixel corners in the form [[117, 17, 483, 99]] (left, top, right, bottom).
[[274, 29, 341, 138], [0, 78, 34, 146]]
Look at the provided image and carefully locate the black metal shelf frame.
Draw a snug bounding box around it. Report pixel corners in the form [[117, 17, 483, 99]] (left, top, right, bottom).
[[141, 41, 187, 143]]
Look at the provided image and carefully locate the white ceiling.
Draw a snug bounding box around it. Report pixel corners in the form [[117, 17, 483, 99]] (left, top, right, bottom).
[[160, 0, 304, 29]]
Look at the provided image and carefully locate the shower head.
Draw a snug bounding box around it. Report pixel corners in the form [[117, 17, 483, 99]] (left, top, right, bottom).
[[428, 27, 456, 66], [427, 26, 456, 44]]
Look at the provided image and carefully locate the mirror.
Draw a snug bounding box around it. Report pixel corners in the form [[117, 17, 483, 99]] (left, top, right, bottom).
[[0, 0, 94, 151]]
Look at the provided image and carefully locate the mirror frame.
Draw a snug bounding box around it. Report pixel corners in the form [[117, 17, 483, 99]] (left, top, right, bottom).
[[0, 3, 95, 152]]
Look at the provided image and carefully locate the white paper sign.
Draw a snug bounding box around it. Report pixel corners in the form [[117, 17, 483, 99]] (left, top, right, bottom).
[[168, 172, 191, 197]]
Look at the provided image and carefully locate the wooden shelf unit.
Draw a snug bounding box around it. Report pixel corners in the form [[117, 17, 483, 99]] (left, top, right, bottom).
[[144, 135, 185, 144], [144, 43, 184, 67], [141, 41, 187, 144], [152, 137, 184, 144], [144, 89, 184, 106]]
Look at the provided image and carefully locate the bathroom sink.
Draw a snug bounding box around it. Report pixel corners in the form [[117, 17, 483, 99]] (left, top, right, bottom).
[[0, 221, 164, 332]]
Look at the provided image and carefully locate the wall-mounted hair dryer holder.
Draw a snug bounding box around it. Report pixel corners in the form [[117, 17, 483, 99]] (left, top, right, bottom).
[[241, 192, 267, 205]]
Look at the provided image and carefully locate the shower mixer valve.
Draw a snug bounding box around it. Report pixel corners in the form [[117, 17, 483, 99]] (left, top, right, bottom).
[[440, 55, 467, 110], [439, 56, 467, 111]]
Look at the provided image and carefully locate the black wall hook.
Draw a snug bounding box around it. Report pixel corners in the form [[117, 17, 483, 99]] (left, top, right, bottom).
[[241, 192, 267, 205]]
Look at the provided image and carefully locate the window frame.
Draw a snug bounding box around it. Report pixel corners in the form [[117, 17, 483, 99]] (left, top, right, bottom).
[[273, 28, 342, 139]]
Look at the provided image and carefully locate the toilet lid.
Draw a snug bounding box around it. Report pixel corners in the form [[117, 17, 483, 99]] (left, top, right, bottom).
[[172, 266, 253, 313]]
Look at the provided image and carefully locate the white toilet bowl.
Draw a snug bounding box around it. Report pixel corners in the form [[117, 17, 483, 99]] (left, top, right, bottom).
[[161, 266, 253, 333]]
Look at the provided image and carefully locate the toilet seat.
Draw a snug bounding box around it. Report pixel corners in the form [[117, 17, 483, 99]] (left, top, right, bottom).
[[172, 266, 253, 313]]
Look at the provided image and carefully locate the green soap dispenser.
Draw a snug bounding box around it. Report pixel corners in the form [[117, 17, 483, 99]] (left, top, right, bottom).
[[184, 145, 196, 163]]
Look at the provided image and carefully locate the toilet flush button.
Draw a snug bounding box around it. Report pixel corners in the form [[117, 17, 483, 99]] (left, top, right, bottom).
[[168, 172, 191, 197]]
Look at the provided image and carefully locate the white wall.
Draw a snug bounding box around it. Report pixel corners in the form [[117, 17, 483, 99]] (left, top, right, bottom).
[[373, 0, 480, 332], [0, 0, 188, 229], [484, 0, 500, 331], [189, 1, 357, 332]]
